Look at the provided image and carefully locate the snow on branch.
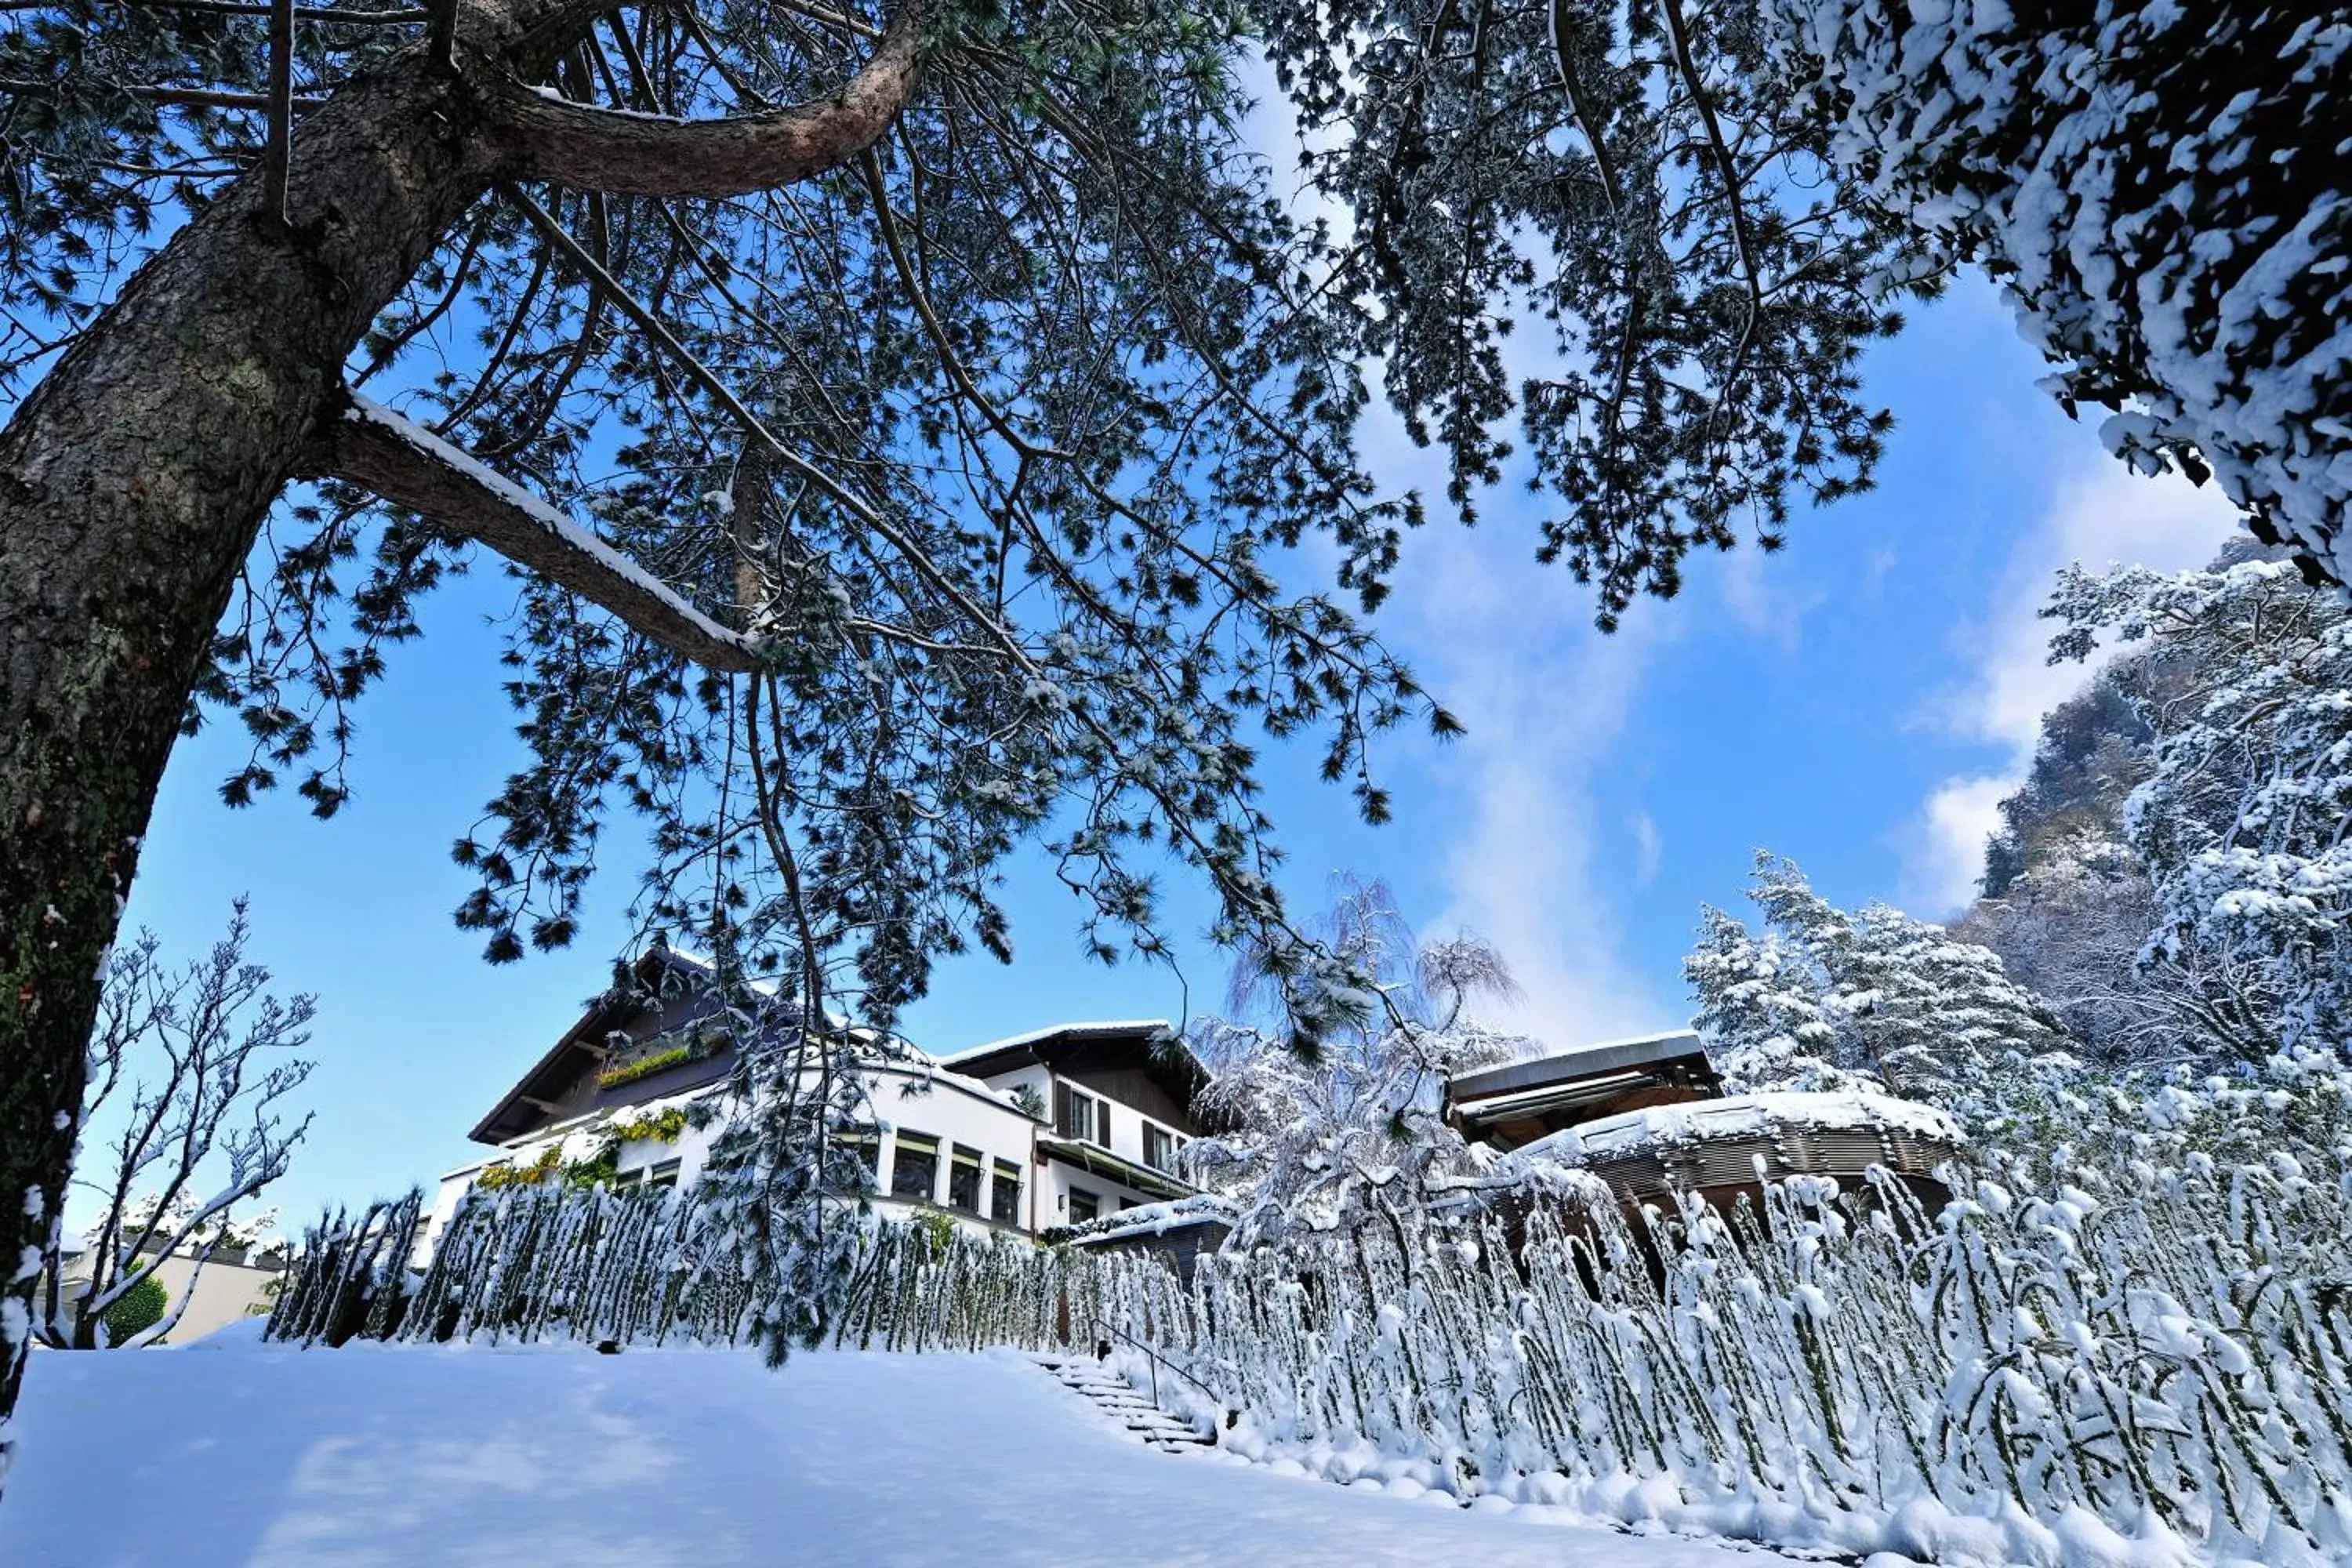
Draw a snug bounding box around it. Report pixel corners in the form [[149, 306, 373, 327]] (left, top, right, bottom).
[[498, 6, 921, 199], [40, 902, 312, 1350], [310, 394, 766, 673]]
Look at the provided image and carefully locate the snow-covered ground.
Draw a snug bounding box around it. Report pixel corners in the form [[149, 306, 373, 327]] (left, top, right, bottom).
[[0, 1337, 1771, 1566]]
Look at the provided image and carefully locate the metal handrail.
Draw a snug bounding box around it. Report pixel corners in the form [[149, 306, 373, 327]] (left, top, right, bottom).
[[1080, 1309, 1229, 1431]]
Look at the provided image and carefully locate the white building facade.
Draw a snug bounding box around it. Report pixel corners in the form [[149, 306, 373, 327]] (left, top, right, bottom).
[[424, 955, 1206, 1258]]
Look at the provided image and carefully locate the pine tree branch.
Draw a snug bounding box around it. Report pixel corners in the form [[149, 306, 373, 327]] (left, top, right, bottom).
[[499, 4, 921, 198], [303, 394, 768, 673]]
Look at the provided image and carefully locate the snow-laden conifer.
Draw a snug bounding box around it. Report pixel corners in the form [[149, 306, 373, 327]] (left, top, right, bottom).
[[1688, 854, 2078, 1132], [1779, 1, 2350, 588], [2045, 557, 2352, 1053]]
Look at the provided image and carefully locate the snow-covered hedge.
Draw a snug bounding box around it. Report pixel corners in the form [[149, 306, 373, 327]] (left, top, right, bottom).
[[266, 1185, 1156, 1358], [275, 1129, 2352, 1563], [1107, 1163, 2352, 1566]]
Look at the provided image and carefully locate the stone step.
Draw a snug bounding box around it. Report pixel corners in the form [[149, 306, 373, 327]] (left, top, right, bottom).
[[1032, 1353, 1212, 1453]]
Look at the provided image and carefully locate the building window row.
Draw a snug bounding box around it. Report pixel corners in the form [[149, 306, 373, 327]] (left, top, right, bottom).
[[1053, 1082, 1188, 1174], [888, 1131, 1023, 1225]]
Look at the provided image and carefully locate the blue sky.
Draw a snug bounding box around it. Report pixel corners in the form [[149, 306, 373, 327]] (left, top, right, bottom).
[[105, 267, 2243, 1232]]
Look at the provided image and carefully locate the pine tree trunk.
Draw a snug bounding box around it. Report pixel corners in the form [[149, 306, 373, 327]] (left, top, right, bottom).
[[0, 56, 510, 1464]]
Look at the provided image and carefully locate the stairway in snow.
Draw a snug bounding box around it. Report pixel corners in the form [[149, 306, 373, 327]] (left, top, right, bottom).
[[1033, 1352, 1214, 1454]]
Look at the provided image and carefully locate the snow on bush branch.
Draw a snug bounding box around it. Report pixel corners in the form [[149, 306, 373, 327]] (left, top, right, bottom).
[[268, 1183, 1163, 1363], [1182, 877, 1539, 1249], [34, 901, 313, 1351], [1116, 1163, 2352, 1566]]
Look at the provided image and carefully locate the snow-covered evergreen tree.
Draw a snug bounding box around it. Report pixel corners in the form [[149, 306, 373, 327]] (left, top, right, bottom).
[[633, 946, 892, 1366], [1685, 906, 1870, 1096], [1780, 2, 2350, 590], [2044, 556, 2352, 1053], [1688, 854, 2077, 1131]]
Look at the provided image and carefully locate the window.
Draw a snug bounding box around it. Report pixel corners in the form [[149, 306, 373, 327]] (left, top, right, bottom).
[[1054, 1083, 1112, 1147], [832, 1127, 880, 1190], [646, 1160, 682, 1191], [1120, 1198, 1136, 1211], [1053, 1083, 1093, 1142], [1068, 1187, 1099, 1224], [947, 1145, 982, 1212], [891, 1134, 938, 1202], [1143, 1124, 1175, 1174], [990, 1160, 1022, 1225]]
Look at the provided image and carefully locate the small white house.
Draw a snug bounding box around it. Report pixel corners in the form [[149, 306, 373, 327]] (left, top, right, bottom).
[[423, 953, 1210, 1258]]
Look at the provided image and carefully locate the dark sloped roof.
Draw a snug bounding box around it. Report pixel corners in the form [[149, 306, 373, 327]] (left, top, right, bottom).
[[938, 1020, 1210, 1107], [1448, 1029, 1711, 1107], [468, 949, 799, 1145]]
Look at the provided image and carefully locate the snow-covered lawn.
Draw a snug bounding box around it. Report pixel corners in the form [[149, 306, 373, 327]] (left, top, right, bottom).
[[0, 1338, 1768, 1566]]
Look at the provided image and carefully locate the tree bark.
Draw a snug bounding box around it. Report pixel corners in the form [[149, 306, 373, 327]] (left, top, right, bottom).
[[0, 2, 922, 1468], [303, 394, 767, 671], [0, 53, 508, 1468]]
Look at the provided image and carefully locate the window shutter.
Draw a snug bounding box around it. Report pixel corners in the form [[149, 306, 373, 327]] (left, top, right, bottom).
[[1095, 1098, 1111, 1148]]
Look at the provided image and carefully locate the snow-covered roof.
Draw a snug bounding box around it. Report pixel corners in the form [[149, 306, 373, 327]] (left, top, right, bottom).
[[1504, 1091, 1965, 1170], [1450, 1029, 1709, 1102], [1064, 1192, 1237, 1244]]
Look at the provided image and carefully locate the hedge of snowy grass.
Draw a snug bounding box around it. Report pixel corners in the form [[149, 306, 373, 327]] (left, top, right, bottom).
[[265, 1185, 1153, 1357], [270, 1154, 2352, 1565], [1099, 1168, 2352, 1566]]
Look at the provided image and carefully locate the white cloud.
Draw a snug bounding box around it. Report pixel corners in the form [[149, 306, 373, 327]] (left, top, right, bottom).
[[1911, 775, 2015, 920], [1719, 543, 1828, 653], [1900, 461, 2241, 915], [1629, 811, 1663, 887], [1391, 513, 1679, 1050]]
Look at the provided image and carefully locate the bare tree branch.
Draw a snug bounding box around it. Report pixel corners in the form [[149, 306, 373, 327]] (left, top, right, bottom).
[[303, 394, 768, 673], [500, 5, 922, 198]]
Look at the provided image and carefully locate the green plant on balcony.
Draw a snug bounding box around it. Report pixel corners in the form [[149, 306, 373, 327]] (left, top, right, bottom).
[[607, 1106, 690, 1145], [597, 1043, 695, 1091], [476, 1142, 564, 1191]]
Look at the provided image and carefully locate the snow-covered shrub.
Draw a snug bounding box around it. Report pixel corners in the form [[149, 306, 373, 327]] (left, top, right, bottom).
[[1111, 1156, 2352, 1565], [267, 1180, 1166, 1362], [2005, 1047, 2352, 1205], [266, 1191, 424, 1348]]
